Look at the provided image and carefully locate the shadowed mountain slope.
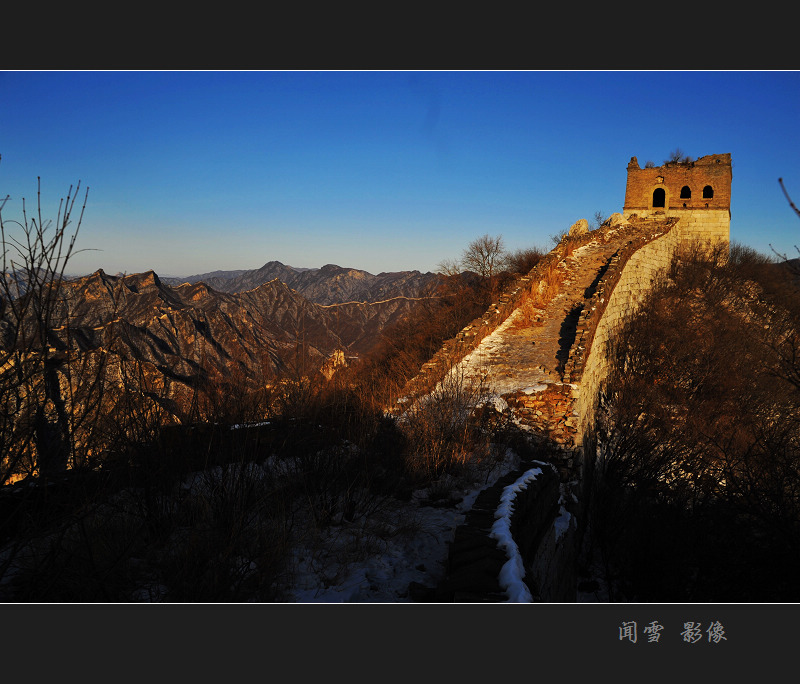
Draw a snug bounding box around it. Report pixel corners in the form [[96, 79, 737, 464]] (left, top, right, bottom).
[[53, 269, 426, 373]]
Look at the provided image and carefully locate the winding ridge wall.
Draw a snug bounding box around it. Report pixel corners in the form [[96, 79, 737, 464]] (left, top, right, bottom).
[[416, 153, 732, 602], [394, 228, 608, 413], [569, 216, 682, 445], [419, 216, 687, 602]]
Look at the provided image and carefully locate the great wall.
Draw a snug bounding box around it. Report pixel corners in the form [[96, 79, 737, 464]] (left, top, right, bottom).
[[398, 153, 733, 601]]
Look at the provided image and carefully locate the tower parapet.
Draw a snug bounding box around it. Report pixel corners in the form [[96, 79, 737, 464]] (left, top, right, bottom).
[[623, 153, 732, 247]]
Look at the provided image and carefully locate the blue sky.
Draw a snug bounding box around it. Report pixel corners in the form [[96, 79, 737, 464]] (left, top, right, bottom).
[[1, 70, 798, 277]]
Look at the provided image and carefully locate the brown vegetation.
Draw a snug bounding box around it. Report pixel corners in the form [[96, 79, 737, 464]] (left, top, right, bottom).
[[587, 242, 800, 601], [0, 187, 542, 601]]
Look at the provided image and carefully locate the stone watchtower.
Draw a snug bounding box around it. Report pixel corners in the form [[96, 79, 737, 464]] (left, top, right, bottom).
[[622, 153, 732, 246]]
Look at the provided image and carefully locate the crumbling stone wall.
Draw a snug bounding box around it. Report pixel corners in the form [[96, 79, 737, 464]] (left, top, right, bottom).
[[623, 153, 731, 247], [433, 457, 572, 602], [410, 158, 731, 600], [394, 227, 605, 413], [426, 217, 685, 602], [566, 217, 682, 447]]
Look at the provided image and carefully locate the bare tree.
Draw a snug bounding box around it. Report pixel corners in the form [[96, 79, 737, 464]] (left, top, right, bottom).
[[460, 233, 506, 281], [0, 177, 90, 483], [435, 256, 463, 278], [454, 233, 509, 303]]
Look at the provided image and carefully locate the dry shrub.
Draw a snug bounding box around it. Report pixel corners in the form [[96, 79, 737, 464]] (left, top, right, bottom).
[[353, 273, 489, 410], [505, 246, 546, 275], [589, 243, 800, 601], [3, 459, 296, 602], [398, 365, 494, 481], [157, 462, 292, 601]]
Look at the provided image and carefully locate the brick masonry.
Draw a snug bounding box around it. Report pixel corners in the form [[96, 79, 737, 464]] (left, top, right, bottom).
[[623, 153, 731, 247], [404, 155, 731, 602]]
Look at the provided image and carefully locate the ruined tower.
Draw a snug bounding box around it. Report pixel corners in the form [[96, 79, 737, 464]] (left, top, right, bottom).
[[623, 153, 732, 247]]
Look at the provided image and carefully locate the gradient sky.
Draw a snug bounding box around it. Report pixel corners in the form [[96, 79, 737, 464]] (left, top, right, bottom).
[[1, 70, 798, 277]]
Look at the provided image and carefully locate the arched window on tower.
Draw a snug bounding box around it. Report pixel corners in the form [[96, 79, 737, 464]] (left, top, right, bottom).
[[653, 188, 666, 208], [703, 185, 714, 199], [680, 185, 691, 198]]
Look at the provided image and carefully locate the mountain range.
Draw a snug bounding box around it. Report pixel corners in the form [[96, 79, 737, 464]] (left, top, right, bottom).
[[160, 261, 442, 306], [31, 261, 448, 420]]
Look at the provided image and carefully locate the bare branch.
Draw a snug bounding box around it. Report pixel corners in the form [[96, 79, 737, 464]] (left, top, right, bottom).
[[770, 243, 790, 262], [779, 178, 800, 220]]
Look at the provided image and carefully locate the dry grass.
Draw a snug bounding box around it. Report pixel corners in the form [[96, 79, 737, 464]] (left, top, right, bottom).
[[507, 259, 567, 332]]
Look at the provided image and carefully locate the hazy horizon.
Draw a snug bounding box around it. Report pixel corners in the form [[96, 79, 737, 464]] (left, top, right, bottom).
[[70, 258, 437, 280]]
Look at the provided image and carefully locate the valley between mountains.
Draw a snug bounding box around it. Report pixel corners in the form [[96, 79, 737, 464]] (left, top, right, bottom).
[[47, 261, 445, 420]]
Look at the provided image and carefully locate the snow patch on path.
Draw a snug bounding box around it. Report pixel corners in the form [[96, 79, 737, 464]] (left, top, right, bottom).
[[490, 462, 554, 603]]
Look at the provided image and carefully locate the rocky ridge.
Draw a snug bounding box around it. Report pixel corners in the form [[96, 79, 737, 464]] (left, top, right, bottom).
[[162, 260, 443, 305], [11, 262, 446, 422]]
